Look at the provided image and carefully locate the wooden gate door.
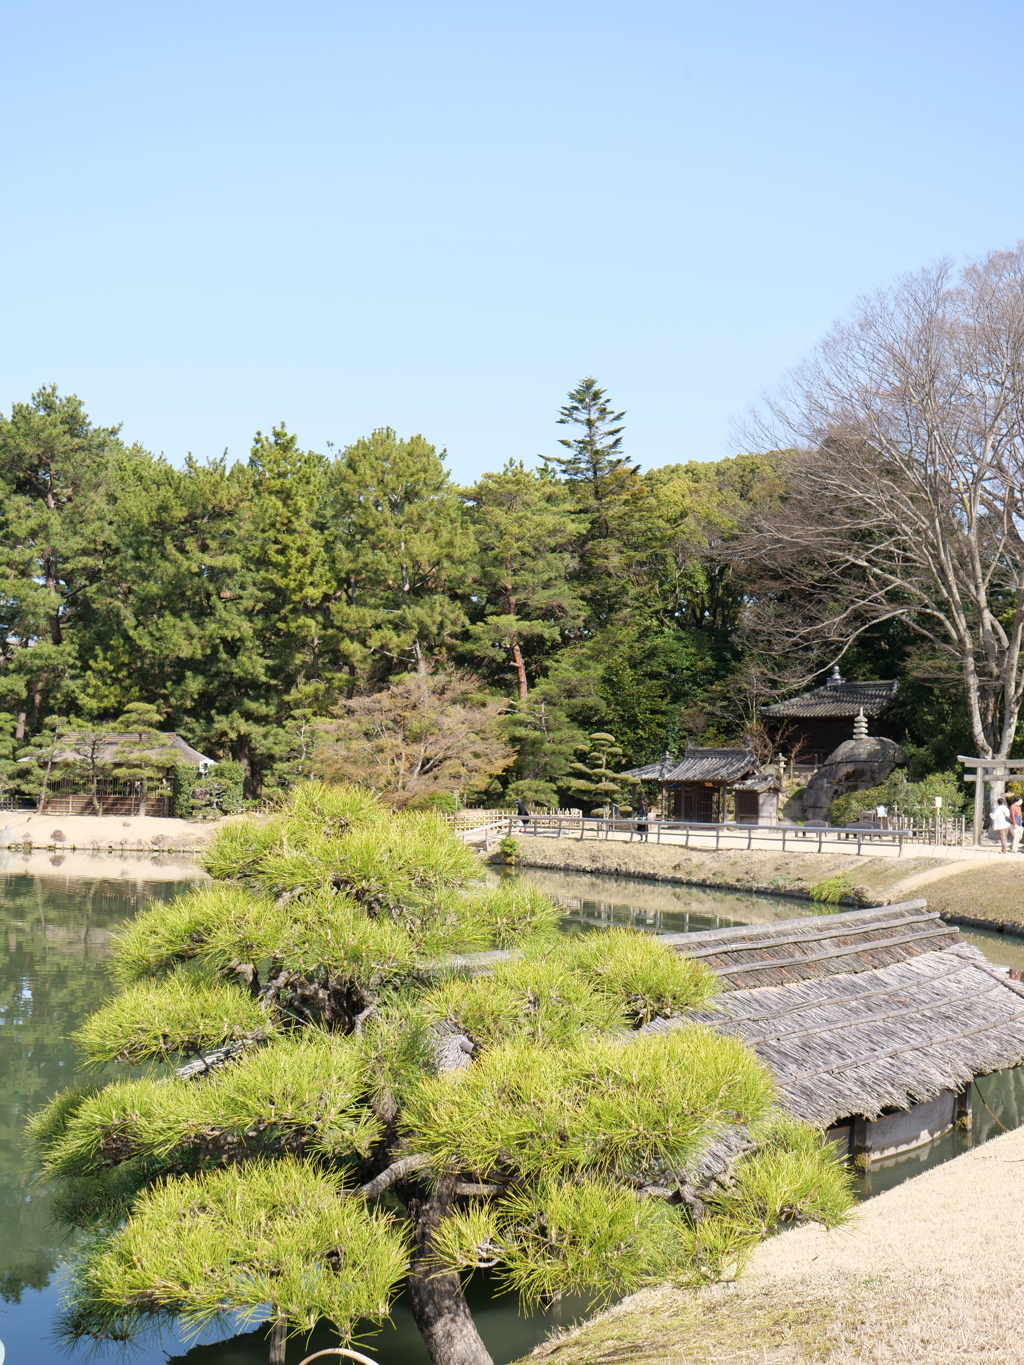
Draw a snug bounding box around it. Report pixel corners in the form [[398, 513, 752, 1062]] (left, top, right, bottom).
[[682, 784, 715, 822]]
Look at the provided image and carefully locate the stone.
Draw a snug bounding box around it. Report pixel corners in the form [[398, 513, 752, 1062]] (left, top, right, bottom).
[[800, 735, 907, 823]]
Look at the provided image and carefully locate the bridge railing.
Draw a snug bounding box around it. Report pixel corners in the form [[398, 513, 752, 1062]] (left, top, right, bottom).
[[507, 814, 914, 857]]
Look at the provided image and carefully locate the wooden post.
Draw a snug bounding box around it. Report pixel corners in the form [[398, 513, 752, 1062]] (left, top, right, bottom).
[[974, 769, 985, 847], [956, 1084, 973, 1129], [851, 1116, 871, 1169]]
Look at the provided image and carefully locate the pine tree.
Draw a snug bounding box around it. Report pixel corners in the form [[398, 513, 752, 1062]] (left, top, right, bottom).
[[542, 376, 632, 496], [31, 782, 853, 1365], [328, 429, 475, 683], [564, 730, 639, 813], [248, 425, 332, 687], [463, 463, 583, 699], [0, 386, 133, 739], [541, 378, 642, 621]]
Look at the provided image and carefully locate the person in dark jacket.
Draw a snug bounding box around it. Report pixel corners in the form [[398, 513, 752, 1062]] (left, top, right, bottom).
[[516, 799, 530, 831], [635, 796, 650, 842]]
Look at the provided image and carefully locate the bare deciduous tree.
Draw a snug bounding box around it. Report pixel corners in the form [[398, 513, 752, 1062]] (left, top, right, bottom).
[[313, 668, 512, 804], [748, 245, 1024, 760]]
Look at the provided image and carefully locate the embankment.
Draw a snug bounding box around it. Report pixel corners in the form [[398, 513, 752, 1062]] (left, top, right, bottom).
[[503, 833, 948, 905], [0, 810, 217, 853]]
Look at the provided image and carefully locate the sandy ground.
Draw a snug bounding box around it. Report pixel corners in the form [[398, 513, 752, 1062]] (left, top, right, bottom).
[[0, 846, 207, 882], [0, 810, 216, 852], [526, 1122, 1024, 1364]]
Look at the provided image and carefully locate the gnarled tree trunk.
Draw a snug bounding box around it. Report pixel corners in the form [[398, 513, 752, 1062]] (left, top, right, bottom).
[[404, 1175, 493, 1365]]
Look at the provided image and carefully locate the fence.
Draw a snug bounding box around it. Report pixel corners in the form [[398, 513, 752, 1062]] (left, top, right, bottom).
[[511, 813, 917, 856], [884, 809, 969, 847], [33, 776, 171, 819]]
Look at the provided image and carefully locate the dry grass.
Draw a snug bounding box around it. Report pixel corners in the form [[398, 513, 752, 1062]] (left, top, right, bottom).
[[899, 859, 1024, 924], [509, 835, 946, 904], [518, 1121, 1024, 1364]]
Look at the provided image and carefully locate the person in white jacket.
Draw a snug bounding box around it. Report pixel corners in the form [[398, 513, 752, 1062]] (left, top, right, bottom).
[[990, 795, 1012, 853]]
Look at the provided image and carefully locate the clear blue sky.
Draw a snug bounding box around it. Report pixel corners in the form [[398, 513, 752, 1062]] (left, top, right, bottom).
[[3, 0, 1024, 483]]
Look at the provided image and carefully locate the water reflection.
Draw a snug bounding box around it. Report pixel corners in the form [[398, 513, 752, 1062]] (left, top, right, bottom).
[[858, 1065, 1024, 1198], [514, 867, 816, 934], [3, 861, 1024, 1364]]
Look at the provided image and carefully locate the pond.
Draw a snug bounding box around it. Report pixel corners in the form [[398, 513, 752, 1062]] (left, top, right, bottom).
[[2, 860, 1022, 1363], [0, 863, 593, 1365]]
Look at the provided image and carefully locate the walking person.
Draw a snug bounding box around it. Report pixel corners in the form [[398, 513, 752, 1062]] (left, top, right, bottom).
[[1011, 792, 1023, 854], [516, 798, 530, 833], [990, 795, 1012, 853], [635, 795, 650, 842]]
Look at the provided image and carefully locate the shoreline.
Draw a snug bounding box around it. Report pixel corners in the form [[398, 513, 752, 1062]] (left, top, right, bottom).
[[522, 1119, 1024, 1365], [0, 810, 219, 854], [502, 834, 1024, 937]]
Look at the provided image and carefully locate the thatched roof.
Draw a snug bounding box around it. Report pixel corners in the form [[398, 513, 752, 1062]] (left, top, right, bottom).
[[648, 902, 1024, 1128], [41, 731, 216, 769], [761, 677, 898, 719]]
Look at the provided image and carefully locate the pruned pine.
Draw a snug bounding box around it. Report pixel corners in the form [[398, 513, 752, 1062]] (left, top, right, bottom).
[[32, 781, 854, 1365]]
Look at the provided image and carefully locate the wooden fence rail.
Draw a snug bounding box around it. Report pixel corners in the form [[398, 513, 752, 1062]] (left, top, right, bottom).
[[507, 814, 915, 857]]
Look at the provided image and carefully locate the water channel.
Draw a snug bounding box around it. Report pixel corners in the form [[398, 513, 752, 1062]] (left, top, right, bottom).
[[2, 856, 1022, 1363]]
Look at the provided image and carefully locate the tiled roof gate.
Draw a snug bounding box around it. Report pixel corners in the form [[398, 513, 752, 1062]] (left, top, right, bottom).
[[761, 679, 899, 719]]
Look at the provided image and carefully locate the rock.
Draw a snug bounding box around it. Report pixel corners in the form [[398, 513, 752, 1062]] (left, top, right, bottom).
[[801, 736, 907, 823]]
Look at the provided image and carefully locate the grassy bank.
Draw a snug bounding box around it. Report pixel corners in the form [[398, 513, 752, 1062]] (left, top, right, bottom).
[[502, 834, 948, 905], [899, 860, 1024, 929]]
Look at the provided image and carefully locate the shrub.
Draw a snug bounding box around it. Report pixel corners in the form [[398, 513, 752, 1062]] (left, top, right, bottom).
[[35, 779, 855, 1364], [829, 769, 967, 826], [171, 763, 200, 819], [498, 834, 519, 863]]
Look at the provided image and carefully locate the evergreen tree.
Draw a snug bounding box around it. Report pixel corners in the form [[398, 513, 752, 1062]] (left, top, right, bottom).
[[542, 376, 632, 498], [31, 782, 853, 1365], [248, 425, 332, 688], [541, 378, 642, 621], [0, 386, 136, 738], [328, 429, 475, 683], [16, 715, 75, 811], [463, 463, 583, 699], [564, 730, 639, 813]]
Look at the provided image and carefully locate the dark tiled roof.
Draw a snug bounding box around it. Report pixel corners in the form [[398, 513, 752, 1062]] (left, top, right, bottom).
[[733, 774, 782, 793], [623, 747, 759, 784], [622, 754, 679, 781], [761, 679, 898, 719]]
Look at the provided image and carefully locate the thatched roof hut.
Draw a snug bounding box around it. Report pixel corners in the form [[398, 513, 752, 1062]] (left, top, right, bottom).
[[648, 902, 1024, 1158]]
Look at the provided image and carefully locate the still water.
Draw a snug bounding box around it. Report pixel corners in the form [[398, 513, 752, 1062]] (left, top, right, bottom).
[[2, 860, 1022, 1363]]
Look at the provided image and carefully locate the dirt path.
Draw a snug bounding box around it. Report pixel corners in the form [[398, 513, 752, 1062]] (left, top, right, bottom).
[[526, 1122, 1024, 1364]]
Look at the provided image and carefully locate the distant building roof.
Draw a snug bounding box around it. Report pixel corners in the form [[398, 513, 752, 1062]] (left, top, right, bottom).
[[43, 731, 216, 769], [623, 747, 760, 784], [732, 773, 782, 793], [621, 753, 680, 782], [761, 667, 898, 720]]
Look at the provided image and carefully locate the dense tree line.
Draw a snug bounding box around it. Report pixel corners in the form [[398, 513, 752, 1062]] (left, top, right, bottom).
[[0, 380, 785, 803], [0, 365, 988, 806]]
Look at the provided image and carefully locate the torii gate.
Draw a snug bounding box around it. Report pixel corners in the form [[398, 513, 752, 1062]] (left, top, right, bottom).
[[959, 755, 1024, 846]]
